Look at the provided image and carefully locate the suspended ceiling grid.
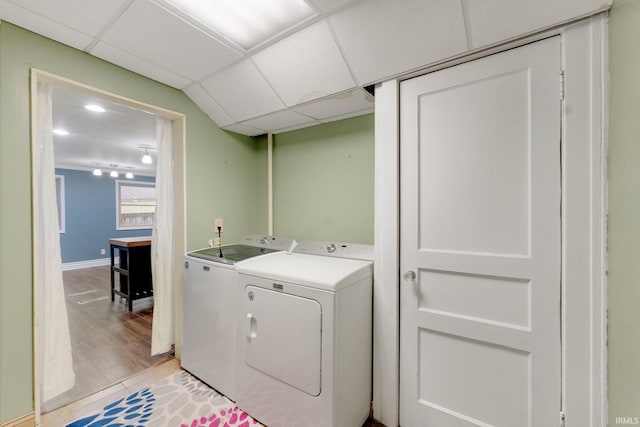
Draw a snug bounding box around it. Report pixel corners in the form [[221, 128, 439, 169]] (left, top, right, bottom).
[[0, 0, 611, 136]]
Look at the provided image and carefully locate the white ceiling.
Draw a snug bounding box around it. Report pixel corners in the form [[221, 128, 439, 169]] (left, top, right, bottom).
[[52, 86, 158, 176], [0, 0, 611, 138]]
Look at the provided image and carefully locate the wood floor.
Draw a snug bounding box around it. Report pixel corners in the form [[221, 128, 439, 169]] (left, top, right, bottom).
[[41, 265, 173, 414]]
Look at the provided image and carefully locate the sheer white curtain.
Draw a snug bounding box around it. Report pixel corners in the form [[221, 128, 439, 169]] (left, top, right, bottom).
[[151, 117, 175, 355], [36, 82, 75, 402]]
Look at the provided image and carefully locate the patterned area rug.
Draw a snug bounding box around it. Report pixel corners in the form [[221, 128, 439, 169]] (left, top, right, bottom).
[[65, 371, 264, 427]]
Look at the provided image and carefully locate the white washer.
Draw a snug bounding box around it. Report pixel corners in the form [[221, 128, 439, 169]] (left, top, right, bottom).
[[235, 241, 373, 427], [182, 235, 295, 401]]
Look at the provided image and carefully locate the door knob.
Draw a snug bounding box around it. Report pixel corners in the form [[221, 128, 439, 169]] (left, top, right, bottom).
[[403, 269, 417, 281]]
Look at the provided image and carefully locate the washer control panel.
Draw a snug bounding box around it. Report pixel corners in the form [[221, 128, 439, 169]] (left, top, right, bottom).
[[240, 234, 297, 251]]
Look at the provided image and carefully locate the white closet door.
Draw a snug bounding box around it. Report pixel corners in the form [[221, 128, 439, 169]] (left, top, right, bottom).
[[400, 37, 562, 426]]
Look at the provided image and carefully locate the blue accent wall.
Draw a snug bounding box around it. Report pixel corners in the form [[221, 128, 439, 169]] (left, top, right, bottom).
[[56, 168, 155, 263]]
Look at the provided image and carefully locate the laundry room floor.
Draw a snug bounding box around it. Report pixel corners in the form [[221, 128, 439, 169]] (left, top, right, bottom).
[[42, 358, 387, 426]]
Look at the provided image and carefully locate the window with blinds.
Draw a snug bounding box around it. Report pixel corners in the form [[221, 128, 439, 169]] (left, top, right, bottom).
[[116, 180, 156, 230]]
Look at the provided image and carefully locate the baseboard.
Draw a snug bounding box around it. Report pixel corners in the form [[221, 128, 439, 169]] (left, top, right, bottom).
[[62, 257, 118, 271], [0, 412, 35, 427]]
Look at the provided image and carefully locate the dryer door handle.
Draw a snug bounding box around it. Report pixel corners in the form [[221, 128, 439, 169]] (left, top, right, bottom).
[[246, 313, 257, 339]]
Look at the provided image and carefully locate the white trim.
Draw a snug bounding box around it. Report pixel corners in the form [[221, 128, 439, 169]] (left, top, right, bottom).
[[375, 14, 608, 427], [30, 70, 42, 427], [372, 79, 400, 426], [560, 15, 608, 426], [61, 257, 119, 271]]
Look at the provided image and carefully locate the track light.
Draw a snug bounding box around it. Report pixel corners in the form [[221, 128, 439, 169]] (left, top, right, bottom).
[[92, 168, 102, 176], [110, 170, 119, 178], [125, 172, 134, 179], [142, 147, 152, 164]]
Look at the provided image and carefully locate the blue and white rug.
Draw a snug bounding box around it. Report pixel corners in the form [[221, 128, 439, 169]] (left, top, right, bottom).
[[65, 370, 263, 427]]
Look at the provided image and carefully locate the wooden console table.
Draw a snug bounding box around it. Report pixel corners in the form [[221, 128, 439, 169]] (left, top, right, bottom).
[[109, 236, 152, 311]]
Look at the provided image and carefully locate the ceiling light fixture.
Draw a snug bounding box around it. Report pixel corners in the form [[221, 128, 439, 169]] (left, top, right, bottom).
[[92, 168, 102, 176], [142, 147, 153, 165], [110, 170, 119, 178], [85, 104, 106, 113], [164, 0, 316, 50], [125, 171, 134, 179], [52, 128, 70, 136]]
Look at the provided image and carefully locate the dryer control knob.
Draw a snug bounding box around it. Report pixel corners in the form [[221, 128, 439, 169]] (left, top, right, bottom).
[[326, 243, 336, 253]]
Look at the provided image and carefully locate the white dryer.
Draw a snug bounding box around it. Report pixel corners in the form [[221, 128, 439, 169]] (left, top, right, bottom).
[[235, 241, 373, 427], [182, 235, 295, 401]]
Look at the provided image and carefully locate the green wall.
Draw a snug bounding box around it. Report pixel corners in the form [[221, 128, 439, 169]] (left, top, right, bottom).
[[608, 0, 640, 423], [0, 22, 260, 422], [0, 21, 375, 423], [267, 114, 375, 244]]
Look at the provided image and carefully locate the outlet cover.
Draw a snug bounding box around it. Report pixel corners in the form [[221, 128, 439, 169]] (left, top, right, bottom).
[[100, 248, 106, 255]]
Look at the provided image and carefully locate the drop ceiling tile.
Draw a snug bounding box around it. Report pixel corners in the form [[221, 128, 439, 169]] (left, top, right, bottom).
[[308, 0, 359, 13], [274, 121, 322, 134], [200, 60, 285, 122], [101, 0, 241, 81], [241, 109, 316, 133], [292, 88, 374, 120], [330, 0, 468, 85], [463, 0, 611, 48], [222, 123, 267, 137], [0, 0, 94, 50], [3, 0, 131, 37], [320, 108, 373, 124], [91, 42, 191, 89], [253, 20, 356, 107], [183, 83, 234, 127]]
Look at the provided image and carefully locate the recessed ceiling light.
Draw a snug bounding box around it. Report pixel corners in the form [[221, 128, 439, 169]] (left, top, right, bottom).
[[52, 128, 70, 136], [85, 104, 106, 113], [165, 0, 316, 50]]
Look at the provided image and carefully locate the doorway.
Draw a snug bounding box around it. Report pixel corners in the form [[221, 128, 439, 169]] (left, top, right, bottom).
[[31, 69, 186, 422], [372, 15, 607, 427]]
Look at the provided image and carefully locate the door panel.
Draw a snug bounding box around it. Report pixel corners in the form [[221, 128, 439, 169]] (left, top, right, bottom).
[[418, 270, 530, 328], [400, 38, 561, 427], [419, 330, 529, 425], [417, 69, 530, 257]]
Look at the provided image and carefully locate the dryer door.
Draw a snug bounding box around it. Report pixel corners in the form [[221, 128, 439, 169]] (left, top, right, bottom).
[[243, 285, 322, 396]]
